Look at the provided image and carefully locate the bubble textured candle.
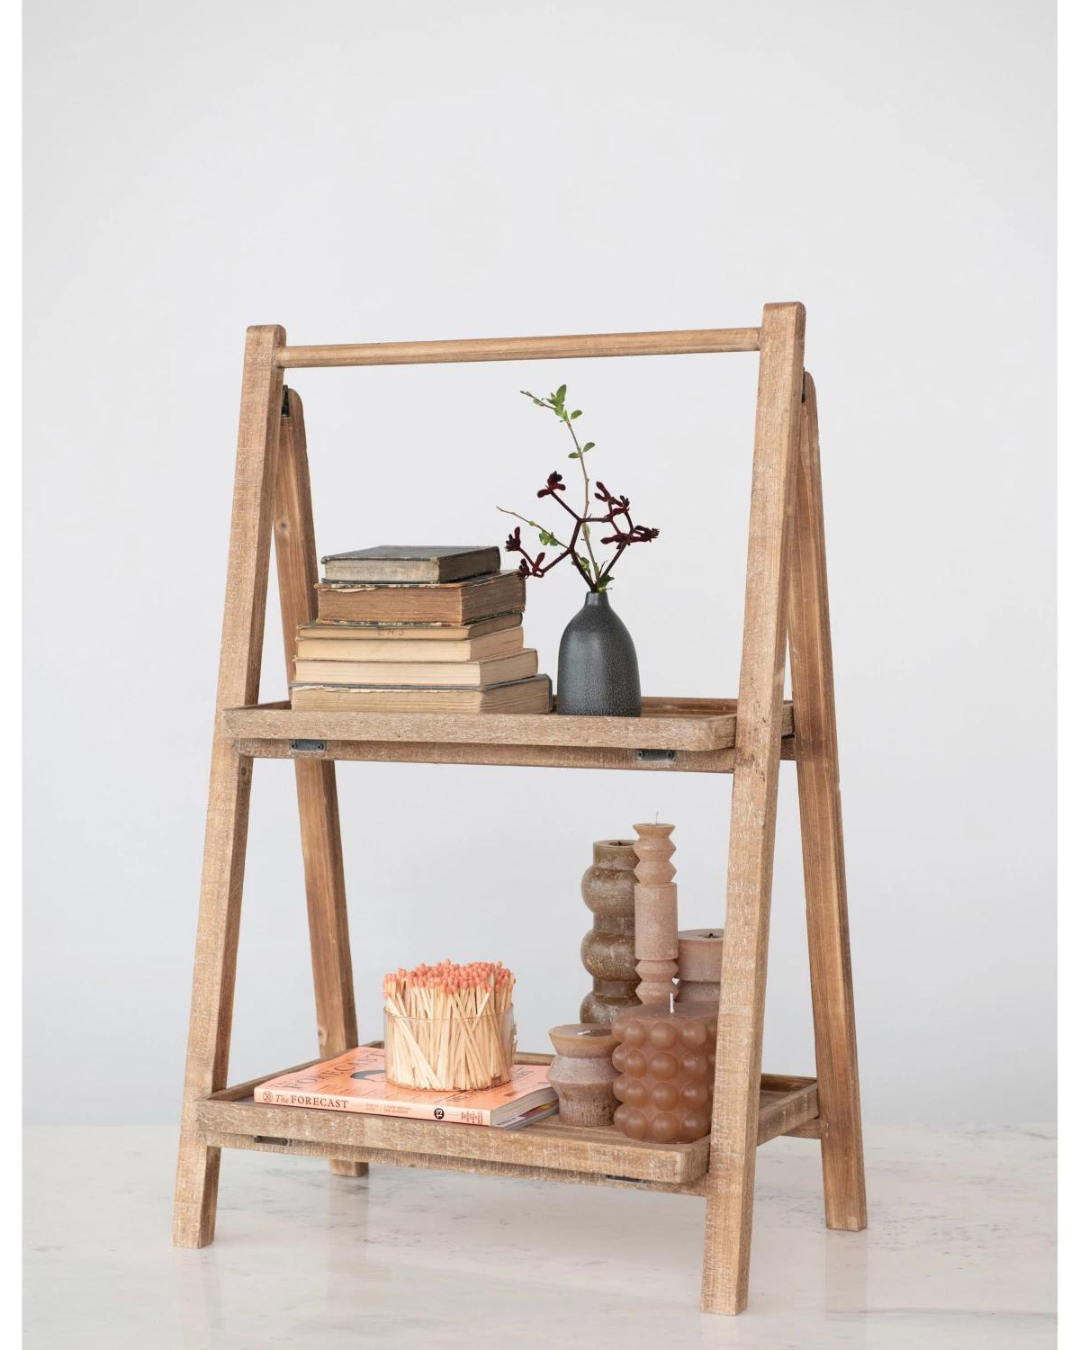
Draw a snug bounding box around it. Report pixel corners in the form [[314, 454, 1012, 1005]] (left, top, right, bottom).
[[611, 1003, 718, 1143]]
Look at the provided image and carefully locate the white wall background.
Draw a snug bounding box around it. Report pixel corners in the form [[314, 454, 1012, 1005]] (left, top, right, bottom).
[[24, 0, 1055, 1124]]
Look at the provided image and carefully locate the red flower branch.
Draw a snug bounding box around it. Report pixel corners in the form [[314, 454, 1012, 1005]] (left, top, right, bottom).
[[497, 386, 659, 593]]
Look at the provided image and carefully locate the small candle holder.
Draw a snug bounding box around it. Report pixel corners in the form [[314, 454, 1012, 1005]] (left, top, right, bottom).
[[547, 1024, 619, 1127]]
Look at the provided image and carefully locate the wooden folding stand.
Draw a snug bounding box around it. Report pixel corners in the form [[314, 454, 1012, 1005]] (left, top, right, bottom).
[[172, 304, 866, 1315]]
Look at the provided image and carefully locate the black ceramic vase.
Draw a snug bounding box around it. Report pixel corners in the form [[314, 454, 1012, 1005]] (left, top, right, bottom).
[[557, 592, 641, 717]]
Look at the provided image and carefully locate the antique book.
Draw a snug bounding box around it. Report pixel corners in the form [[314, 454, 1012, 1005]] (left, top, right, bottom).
[[321, 545, 500, 584], [315, 572, 525, 625], [294, 625, 524, 663], [293, 649, 538, 688], [289, 673, 552, 713], [254, 1045, 556, 1127], [300, 612, 522, 643]]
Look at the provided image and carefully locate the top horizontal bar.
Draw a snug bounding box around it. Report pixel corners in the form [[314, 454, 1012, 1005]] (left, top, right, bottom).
[[274, 328, 761, 369]]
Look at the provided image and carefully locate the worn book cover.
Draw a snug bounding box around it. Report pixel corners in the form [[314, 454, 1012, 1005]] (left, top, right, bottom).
[[321, 545, 500, 584], [315, 572, 525, 625], [294, 625, 525, 663], [288, 673, 552, 714], [254, 1046, 556, 1127], [292, 649, 538, 688]]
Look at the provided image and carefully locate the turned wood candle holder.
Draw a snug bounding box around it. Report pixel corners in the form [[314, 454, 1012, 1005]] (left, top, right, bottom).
[[580, 839, 640, 1026], [676, 928, 725, 1007], [547, 1024, 619, 1127], [632, 822, 679, 1005]]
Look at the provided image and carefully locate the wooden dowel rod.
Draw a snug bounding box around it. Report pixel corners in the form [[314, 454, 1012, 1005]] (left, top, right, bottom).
[[274, 328, 761, 369]]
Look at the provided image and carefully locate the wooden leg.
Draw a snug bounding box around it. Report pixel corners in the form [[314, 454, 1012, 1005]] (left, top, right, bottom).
[[173, 326, 285, 1247], [274, 390, 366, 1179], [701, 304, 806, 1314], [787, 373, 867, 1231]]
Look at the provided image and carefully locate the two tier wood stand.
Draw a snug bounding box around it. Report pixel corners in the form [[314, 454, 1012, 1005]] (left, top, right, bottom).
[[172, 303, 866, 1315]]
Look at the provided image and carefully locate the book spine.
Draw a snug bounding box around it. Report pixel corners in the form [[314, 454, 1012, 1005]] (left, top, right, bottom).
[[252, 1086, 494, 1125]]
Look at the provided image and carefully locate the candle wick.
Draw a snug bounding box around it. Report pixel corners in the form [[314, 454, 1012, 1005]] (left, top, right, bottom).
[[669, 992, 674, 1013]]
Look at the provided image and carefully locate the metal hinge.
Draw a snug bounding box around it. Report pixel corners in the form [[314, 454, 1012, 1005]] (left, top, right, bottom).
[[253, 1135, 291, 1146], [635, 749, 676, 764], [289, 739, 326, 754]]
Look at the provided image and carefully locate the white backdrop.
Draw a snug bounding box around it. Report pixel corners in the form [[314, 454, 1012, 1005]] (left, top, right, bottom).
[[24, 0, 1055, 1124]]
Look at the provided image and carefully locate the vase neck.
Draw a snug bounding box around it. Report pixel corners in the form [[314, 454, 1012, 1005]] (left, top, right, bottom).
[[583, 591, 610, 608]]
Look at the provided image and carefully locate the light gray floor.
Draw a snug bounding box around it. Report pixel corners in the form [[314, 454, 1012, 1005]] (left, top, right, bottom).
[[24, 1125, 1055, 1349]]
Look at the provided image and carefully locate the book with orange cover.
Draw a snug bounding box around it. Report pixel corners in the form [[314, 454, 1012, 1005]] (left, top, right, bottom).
[[254, 1046, 556, 1127]]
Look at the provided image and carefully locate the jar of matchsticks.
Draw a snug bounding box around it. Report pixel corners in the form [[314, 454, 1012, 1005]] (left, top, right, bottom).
[[382, 961, 517, 1091]]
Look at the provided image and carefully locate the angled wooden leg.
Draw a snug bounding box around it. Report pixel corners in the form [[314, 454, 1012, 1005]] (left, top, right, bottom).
[[787, 373, 867, 1231], [273, 389, 366, 1179], [173, 326, 285, 1247], [701, 303, 806, 1314]]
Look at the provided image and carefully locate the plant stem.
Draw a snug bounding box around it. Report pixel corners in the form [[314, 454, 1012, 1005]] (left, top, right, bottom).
[[563, 417, 601, 585]]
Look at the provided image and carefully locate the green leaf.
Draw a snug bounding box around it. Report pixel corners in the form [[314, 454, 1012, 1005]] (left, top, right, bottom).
[[568, 451, 580, 459], [570, 409, 582, 418], [556, 384, 567, 400], [582, 441, 595, 452]]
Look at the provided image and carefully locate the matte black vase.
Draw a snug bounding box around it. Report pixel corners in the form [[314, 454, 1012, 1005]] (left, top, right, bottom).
[[557, 592, 641, 717]]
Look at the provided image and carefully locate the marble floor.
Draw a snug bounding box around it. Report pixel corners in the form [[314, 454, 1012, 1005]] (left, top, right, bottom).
[[24, 1125, 1054, 1349]]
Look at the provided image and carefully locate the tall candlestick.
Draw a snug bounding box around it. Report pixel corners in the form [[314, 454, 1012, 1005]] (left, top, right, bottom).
[[580, 839, 640, 1026], [632, 822, 679, 1005]]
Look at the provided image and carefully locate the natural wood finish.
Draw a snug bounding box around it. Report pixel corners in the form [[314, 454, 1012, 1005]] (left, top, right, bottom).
[[197, 1096, 709, 1186], [756, 1080, 819, 1144], [172, 325, 285, 1247], [275, 328, 761, 369], [702, 302, 806, 1314], [222, 698, 795, 751], [273, 390, 365, 1180], [203, 1130, 708, 1195], [194, 1062, 816, 1190], [175, 308, 864, 1318], [787, 373, 867, 1229], [234, 738, 752, 773]]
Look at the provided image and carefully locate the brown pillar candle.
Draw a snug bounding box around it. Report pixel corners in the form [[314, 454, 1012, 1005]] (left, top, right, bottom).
[[580, 839, 640, 1026], [611, 1003, 718, 1143], [632, 822, 679, 1005], [547, 1024, 620, 1128], [676, 928, 724, 1007]]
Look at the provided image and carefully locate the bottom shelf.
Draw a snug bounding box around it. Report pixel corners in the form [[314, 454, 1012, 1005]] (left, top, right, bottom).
[[197, 1056, 819, 1196]]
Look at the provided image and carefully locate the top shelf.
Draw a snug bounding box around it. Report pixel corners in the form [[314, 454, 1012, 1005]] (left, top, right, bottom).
[[222, 697, 795, 775]]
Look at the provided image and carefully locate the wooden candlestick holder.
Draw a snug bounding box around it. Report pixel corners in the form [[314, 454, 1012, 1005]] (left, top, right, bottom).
[[547, 1024, 620, 1127], [633, 823, 679, 1005], [580, 839, 640, 1026]]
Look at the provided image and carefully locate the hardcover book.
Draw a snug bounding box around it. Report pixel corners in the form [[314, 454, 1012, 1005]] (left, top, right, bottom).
[[299, 612, 522, 642], [288, 673, 552, 713], [292, 649, 538, 688], [316, 572, 525, 626], [321, 545, 500, 584], [294, 625, 524, 663], [254, 1046, 556, 1127]]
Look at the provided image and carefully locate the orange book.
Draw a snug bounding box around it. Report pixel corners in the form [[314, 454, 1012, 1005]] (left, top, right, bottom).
[[254, 1046, 556, 1127]]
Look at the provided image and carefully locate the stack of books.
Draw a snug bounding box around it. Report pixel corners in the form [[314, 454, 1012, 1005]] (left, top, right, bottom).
[[288, 545, 552, 713]]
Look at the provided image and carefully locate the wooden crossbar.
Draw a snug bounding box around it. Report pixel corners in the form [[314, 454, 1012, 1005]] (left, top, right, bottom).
[[274, 327, 761, 368]]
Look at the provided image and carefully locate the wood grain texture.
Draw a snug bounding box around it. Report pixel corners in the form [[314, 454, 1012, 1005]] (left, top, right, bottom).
[[202, 1131, 708, 1196], [702, 302, 806, 1315], [222, 699, 795, 751], [787, 373, 867, 1230], [173, 325, 285, 1248], [196, 1097, 710, 1185], [273, 390, 365, 1180], [276, 328, 761, 368]]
